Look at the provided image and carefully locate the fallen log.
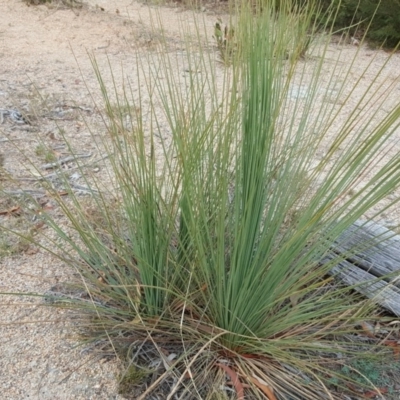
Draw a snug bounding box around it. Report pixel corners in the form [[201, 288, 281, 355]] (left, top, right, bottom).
[[326, 220, 400, 316]]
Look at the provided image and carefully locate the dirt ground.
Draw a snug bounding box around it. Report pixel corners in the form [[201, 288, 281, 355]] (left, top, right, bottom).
[[0, 1, 400, 399]]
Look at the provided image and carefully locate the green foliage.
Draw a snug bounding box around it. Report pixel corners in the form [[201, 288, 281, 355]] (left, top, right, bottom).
[[342, 360, 386, 387], [35, 144, 56, 163], [5, 0, 400, 398], [118, 364, 151, 396], [317, 0, 400, 47], [328, 355, 400, 394]]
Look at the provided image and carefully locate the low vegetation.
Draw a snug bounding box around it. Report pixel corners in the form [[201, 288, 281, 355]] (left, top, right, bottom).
[[314, 0, 400, 48], [3, 0, 400, 398]]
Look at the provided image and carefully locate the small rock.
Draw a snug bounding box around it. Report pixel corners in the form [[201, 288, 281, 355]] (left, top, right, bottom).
[[70, 172, 81, 181]]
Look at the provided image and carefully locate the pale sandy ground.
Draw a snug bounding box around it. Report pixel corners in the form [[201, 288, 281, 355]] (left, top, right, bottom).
[[0, 1, 399, 399]]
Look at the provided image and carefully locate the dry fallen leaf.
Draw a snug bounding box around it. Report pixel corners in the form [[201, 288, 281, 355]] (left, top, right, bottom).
[[364, 387, 388, 398], [25, 246, 39, 255], [0, 206, 21, 216], [360, 321, 376, 339], [216, 363, 244, 400], [382, 339, 400, 359], [249, 375, 277, 400]]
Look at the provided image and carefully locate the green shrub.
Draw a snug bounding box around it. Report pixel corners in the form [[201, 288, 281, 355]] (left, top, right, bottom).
[[318, 0, 400, 47]]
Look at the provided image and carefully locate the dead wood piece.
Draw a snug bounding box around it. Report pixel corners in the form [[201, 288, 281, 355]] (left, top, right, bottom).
[[329, 259, 400, 317], [4, 189, 45, 197], [325, 220, 400, 316], [0, 137, 34, 142], [41, 153, 92, 170], [332, 220, 400, 285], [70, 183, 99, 194]]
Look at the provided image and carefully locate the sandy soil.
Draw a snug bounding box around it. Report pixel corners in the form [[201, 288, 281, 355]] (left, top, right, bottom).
[[0, 1, 399, 399]]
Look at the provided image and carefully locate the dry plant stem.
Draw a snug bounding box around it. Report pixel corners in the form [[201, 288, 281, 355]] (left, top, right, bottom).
[[68, 183, 99, 194], [0, 138, 30, 143], [16, 153, 110, 181], [137, 332, 226, 400], [41, 152, 92, 169], [165, 333, 228, 400], [4, 189, 47, 197]]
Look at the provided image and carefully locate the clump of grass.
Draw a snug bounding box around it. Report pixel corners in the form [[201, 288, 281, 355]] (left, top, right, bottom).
[[35, 144, 56, 163], [118, 364, 152, 396], [0, 153, 7, 181], [0, 233, 31, 258], [0, 199, 36, 258], [4, 0, 400, 398]]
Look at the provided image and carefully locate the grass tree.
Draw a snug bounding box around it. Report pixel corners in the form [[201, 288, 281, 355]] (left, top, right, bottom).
[[2, 0, 400, 398]]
